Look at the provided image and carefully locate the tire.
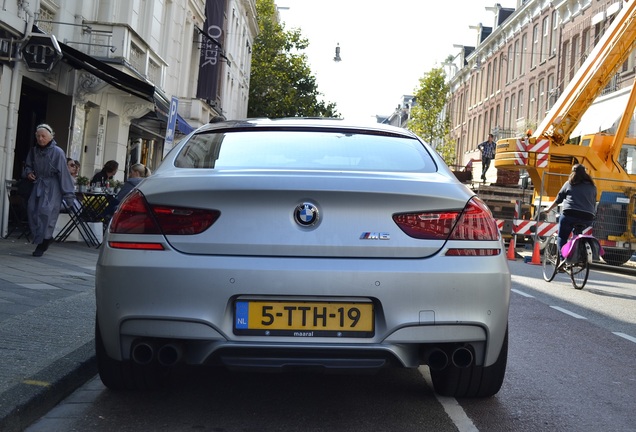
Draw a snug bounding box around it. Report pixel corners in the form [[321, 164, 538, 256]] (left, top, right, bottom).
[[601, 249, 633, 266], [569, 262, 589, 290], [430, 326, 508, 398], [95, 318, 168, 390], [542, 236, 559, 282]]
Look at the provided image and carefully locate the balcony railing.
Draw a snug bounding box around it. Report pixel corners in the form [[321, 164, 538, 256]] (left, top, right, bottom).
[[63, 22, 167, 89]]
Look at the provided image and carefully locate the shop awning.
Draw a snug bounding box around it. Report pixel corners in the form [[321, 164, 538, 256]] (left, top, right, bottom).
[[570, 89, 631, 138], [176, 113, 195, 134], [59, 43, 156, 103]]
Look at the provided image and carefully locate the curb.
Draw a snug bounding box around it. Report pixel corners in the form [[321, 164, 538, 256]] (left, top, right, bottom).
[[0, 340, 96, 432]]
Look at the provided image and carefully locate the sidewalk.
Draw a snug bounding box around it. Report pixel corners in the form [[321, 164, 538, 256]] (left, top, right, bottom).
[[0, 235, 99, 432]]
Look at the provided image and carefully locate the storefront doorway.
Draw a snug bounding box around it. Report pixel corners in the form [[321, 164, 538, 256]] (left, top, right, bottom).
[[13, 78, 72, 180]]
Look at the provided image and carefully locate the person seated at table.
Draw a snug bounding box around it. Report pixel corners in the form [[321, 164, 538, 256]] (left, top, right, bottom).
[[91, 160, 118, 186], [102, 163, 152, 219], [66, 158, 79, 185], [61, 158, 84, 213], [115, 163, 151, 202]]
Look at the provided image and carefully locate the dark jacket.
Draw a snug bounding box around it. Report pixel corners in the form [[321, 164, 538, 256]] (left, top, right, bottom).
[[554, 180, 597, 219], [91, 170, 111, 185], [115, 177, 143, 202]]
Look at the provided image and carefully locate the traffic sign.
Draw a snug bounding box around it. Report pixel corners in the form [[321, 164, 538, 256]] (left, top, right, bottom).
[[163, 96, 179, 158]]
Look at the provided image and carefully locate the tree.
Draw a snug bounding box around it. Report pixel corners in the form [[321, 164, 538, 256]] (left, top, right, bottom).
[[407, 68, 455, 166], [248, 0, 339, 118]]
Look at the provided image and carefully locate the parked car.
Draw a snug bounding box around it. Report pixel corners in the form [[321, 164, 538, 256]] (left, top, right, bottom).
[[95, 118, 511, 397]]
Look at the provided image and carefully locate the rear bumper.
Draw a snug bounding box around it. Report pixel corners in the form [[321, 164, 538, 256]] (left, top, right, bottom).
[[96, 246, 510, 369], [114, 318, 488, 369]]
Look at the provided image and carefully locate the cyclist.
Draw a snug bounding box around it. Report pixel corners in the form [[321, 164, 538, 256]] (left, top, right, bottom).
[[545, 164, 597, 260]]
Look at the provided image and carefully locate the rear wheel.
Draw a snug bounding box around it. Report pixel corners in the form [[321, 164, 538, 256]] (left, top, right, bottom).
[[430, 327, 508, 398], [95, 318, 168, 390], [542, 236, 559, 282], [569, 262, 589, 290]]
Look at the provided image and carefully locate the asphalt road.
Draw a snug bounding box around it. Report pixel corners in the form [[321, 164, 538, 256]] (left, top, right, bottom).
[[24, 259, 636, 432]]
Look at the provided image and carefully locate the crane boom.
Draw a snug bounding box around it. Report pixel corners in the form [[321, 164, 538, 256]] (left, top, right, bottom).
[[536, 0, 636, 144]]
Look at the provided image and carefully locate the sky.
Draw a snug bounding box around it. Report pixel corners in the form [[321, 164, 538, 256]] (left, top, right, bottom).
[[276, 0, 518, 123]]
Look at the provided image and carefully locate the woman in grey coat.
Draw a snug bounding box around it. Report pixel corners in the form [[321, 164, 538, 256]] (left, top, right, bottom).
[[23, 124, 76, 257]]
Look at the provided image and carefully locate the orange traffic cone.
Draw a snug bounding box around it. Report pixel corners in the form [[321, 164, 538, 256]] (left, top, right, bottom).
[[507, 237, 516, 260], [527, 240, 541, 265]]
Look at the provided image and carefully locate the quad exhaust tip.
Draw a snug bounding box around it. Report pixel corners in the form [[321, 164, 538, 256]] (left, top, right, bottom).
[[427, 348, 449, 371], [157, 343, 183, 366], [131, 341, 184, 366], [427, 346, 474, 370], [131, 341, 155, 365], [451, 347, 474, 368]]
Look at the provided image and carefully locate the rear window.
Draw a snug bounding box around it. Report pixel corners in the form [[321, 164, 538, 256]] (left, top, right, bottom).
[[174, 130, 436, 172]]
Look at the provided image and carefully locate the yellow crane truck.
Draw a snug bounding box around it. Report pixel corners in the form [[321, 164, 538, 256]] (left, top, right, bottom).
[[494, 0, 636, 266]]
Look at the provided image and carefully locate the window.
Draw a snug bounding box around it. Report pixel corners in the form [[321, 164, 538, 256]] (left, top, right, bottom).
[[537, 79, 545, 118], [582, 29, 590, 59], [485, 63, 491, 97], [550, 10, 559, 56], [528, 84, 536, 123], [541, 16, 550, 62], [507, 45, 514, 82], [517, 90, 524, 122], [594, 22, 603, 45], [547, 74, 556, 108], [480, 66, 486, 101], [495, 105, 501, 131], [561, 40, 571, 82], [175, 131, 436, 172], [492, 58, 499, 93], [513, 39, 520, 79], [520, 34, 527, 75], [477, 115, 482, 141], [503, 97, 510, 129], [484, 111, 489, 134], [532, 24, 540, 68], [510, 93, 517, 126], [572, 35, 580, 71], [619, 144, 636, 174]]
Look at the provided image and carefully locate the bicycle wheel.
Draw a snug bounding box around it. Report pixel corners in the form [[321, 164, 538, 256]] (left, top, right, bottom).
[[542, 236, 559, 282], [569, 262, 589, 289]]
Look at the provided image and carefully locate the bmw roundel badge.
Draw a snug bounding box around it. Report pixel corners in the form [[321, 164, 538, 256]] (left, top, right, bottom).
[[294, 202, 319, 226]]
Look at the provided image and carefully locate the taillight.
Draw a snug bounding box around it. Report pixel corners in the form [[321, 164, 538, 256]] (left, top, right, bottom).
[[109, 190, 220, 235], [448, 197, 499, 241], [393, 197, 499, 241]]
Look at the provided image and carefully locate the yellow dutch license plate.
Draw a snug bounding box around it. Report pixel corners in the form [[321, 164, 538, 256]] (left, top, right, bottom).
[[234, 300, 374, 337]]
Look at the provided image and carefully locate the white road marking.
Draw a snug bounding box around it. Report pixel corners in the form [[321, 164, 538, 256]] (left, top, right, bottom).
[[17, 283, 59, 290], [550, 306, 587, 319], [511, 288, 534, 297], [419, 367, 479, 432], [613, 332, 636, 344]]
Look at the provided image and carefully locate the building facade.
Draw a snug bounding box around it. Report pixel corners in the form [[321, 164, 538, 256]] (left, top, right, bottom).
[[0, 0, 257, 237], [445, 0, 633, 172]]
